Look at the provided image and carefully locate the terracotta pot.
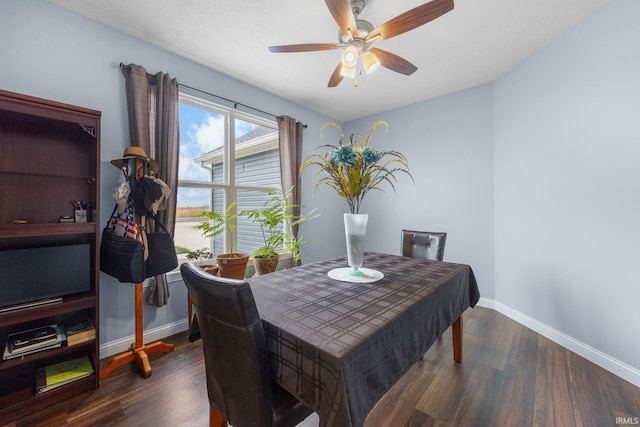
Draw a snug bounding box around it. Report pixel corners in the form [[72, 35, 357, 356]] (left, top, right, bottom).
[[216, 253, 249, 279], [253, 256, 279, 276], [200, 264, 219, 276]]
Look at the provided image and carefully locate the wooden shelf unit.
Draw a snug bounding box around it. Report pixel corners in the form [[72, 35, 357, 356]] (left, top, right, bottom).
[[0, 89, 101, 423]]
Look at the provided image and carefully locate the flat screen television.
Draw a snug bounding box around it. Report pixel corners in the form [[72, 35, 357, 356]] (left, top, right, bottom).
[[0, 244, 91, 310]]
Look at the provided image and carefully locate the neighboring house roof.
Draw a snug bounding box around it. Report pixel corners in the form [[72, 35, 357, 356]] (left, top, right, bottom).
[[194, 125, 278, 165], [236, 126, 277, 144]]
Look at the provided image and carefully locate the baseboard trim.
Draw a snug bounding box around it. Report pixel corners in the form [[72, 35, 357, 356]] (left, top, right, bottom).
[[476, 297, 495, 309], [477, 298, 640, 388], [99, 319, 190, 359]]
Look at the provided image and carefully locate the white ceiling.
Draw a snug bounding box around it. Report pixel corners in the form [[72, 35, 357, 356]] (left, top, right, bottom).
[[49, 0, 610, 122]]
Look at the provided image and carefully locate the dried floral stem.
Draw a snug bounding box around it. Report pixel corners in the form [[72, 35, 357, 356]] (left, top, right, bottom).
[[301, 121, 414, 214]]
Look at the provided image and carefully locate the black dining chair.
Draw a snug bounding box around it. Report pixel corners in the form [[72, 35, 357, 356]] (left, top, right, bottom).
[[401, 229, 447, 261], [180, 263, 313, 427], [401, 230, 448, 348]]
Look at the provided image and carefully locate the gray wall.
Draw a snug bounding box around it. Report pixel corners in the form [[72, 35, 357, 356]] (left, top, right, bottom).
[[1, 0, 639, 385], [493, 0, 640, 375]]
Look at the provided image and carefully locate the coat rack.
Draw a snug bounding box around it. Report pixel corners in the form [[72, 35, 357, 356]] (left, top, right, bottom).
[[100, 153, 174, 379]]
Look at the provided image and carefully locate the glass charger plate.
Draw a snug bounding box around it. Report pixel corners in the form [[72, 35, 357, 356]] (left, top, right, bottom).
[[327, 267, 384, 283]]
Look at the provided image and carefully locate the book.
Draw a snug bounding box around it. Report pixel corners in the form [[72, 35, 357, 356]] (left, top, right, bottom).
[[66, 319, 94, 335], [65, 320, 95, 346], [67, 334, 95, 346], [67, 328, 95, 340], [67, 329, 96, 345], [36, 356, 94, 393]]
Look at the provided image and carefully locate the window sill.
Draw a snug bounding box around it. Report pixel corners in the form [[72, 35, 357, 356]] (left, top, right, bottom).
[[168, 253, 295, 283]]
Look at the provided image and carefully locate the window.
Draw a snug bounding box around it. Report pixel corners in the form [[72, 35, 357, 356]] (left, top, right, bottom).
[[175, 93, 280, 259]]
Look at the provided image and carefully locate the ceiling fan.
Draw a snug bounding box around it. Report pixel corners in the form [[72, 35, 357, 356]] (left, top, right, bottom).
[[268, 0, 454, 87]]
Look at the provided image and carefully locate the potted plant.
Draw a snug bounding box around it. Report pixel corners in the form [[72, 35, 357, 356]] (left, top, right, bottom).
[[242, 188, 318, 275], [197, 200, 249, 279], [185, 248, 218, 276]]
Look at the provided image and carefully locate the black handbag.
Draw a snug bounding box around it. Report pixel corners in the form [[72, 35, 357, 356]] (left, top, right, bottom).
[[100, 205, 145, 283], [145, 218, 178, 278], [100, 227, 145, 283]]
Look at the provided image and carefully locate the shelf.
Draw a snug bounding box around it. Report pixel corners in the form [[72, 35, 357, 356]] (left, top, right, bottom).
[[0, 169, 96, 182], [0, 295, 96, 327], [0, 222, 96, 239], [0, 373, 97, 424], [0, 340, 96, 373], [0, 89, 100, 423], [0, 91, 101, 129]]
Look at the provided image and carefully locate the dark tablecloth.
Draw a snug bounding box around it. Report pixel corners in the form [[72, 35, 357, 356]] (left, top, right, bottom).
[[246, 252, 480, 427]]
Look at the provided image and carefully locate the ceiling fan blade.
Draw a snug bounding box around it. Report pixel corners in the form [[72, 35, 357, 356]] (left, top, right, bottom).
[[366, 0, 454, 42], [269, 43, 342, 53], [369, 48, 418, 75], [328, 63, 345, 87], [325, 0, 358, 37]]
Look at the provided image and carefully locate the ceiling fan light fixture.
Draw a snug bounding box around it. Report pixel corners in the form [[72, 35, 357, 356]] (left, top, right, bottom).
[[341, 45, 359, 67], [339, 64, 356, 79], [269, 0, 454, 87], [362, 50, 380, 74]]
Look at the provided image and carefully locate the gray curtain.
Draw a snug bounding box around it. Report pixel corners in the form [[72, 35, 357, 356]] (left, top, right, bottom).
[[121, 63, 179, 307], [277, 116, 304, 264]]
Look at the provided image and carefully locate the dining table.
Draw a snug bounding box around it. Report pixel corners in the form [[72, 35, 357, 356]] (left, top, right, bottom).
[[245, 251, 480, 427]]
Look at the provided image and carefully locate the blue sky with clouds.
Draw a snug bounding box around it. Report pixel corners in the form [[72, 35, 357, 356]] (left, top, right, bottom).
[[177, 102, 261, 209], [178, 103, 222, 182], [177, 103, 220, 208]]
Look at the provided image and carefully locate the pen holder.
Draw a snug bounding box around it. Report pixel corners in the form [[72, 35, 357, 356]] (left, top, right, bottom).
[[74, 209, 87, 223]]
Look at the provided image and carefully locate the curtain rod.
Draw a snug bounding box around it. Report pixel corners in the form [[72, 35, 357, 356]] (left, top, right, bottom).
[[119, 63, 306, 128], [179, 83, 307, 128]]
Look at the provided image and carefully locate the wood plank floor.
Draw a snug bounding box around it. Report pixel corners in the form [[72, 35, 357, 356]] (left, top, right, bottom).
[[2, 307, 639, 426]]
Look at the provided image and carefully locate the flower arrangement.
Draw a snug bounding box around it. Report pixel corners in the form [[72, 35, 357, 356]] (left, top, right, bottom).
[[301, 121, 413, 214]]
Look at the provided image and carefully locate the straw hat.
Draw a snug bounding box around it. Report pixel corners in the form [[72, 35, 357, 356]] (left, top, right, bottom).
[[110, 146, 159, 175]]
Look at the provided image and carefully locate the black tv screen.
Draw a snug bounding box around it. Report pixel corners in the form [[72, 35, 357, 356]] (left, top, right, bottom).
[[0, 244, 91, 310]]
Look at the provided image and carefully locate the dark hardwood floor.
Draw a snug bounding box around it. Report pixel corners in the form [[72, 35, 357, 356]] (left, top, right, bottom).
[[3, 307, 639, 426]]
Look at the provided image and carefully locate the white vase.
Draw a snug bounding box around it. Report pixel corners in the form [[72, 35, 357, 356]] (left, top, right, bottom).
[[344, 213, 368, 276]]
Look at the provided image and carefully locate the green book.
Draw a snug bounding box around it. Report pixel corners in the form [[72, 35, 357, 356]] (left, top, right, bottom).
[[36, 356, 94, 393]]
